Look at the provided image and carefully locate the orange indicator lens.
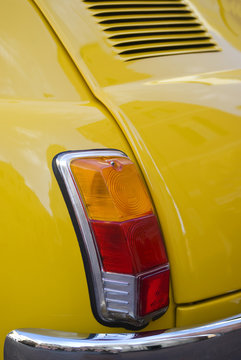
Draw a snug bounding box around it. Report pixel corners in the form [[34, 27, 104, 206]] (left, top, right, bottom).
[[70, 157, 153, 222]]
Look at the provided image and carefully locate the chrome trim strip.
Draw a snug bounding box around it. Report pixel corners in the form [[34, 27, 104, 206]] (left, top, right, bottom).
[[5, 314, 241, 359]]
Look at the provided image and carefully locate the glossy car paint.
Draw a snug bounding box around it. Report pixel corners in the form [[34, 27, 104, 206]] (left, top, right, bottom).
[[33, 0, 241, 302], [0, 0, 241, 357]]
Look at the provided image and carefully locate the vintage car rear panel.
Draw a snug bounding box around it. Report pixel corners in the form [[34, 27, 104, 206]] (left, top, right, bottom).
[[0, 0, 176, 357], [1, 0, 241, 358], [32, 0, 241, 305]]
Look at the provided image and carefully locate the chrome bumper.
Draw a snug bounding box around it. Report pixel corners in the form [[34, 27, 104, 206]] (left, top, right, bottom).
[[4, 314, 241, 360]]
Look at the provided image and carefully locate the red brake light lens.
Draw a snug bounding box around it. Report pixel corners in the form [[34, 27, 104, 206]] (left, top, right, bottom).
[[138, 268, 170, 317], [91, 214, 168, 275], [54, 150, 170, 329]]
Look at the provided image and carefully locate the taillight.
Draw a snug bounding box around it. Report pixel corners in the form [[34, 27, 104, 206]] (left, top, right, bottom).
[[53, 150, 169, 329]]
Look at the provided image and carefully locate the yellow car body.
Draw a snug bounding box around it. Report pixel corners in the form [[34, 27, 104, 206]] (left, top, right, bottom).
[[1, 0, 241, 358]]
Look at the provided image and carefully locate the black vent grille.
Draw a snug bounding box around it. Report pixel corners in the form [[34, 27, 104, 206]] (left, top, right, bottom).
[[83, 0, 219, 61]]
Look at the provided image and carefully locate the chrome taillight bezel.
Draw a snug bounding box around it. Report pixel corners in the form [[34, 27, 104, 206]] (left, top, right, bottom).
[[53, 149, 169, 329]]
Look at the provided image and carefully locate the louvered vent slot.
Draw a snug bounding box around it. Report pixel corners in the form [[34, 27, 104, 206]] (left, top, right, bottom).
[[83, 0, 219, 61]]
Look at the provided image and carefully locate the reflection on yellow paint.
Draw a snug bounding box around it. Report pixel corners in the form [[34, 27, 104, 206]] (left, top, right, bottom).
[[80, 43, 149, 87], [218, 0, 241, 37], [191, 0, 241, 52], [145, 69, 241, 87], [105, 68, 241, 119], [0, 0, 91, 101], [107, 98, 241, 306]]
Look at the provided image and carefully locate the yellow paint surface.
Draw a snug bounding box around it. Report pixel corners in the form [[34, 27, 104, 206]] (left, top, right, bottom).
[[177, 290, 241, 327]]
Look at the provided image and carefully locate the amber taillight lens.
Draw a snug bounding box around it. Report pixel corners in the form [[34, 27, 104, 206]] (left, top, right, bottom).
[[70, 156, 153, 221], [54, 150, 169, 328]]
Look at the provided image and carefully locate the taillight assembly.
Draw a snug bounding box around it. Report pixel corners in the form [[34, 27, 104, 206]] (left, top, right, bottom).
[[53, 150, 169, 329]]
